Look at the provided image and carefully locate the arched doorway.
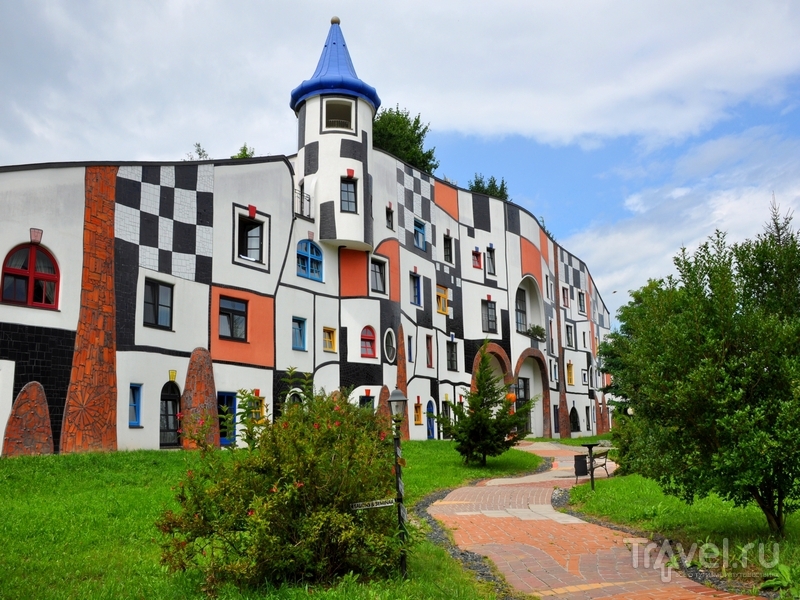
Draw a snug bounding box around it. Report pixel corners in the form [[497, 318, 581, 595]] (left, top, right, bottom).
[[569, 407, 581, 433], [160, 382, 181, 448], [426, 400, 436, 439]]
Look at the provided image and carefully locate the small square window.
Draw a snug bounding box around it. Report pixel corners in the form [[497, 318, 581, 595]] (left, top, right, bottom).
[[325, 99, 353, 130], [443, 236, 453, 263], [581, 369, 588, 385], [219, 297, 247, 341], [407, 335, 414, 362], [371, 260, 386, 294], [292, 317, 306, 351], [359, 395, 374, 410], [472, 251, 482, 269], [297, 240, 323, 282], [486, 248, 496, 275], [481, 300, 497, 333], [323, 327, 336, 352], [436, 285, 448, 315], [238, 216, 263, 262], [386, 207, 394, 230], [410, 273, 421, 306], [341, 179, 357, 213], [129, 384, 142, 427], [144, 279, 173, 330], [414, 220, 426, 250], [565, 324, 575, 348], [446, 341, 458, 371]]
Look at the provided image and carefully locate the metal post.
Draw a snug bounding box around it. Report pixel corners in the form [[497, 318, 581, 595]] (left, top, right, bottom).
[[393, 414, 407, 578], [588, 445, 595, 491]]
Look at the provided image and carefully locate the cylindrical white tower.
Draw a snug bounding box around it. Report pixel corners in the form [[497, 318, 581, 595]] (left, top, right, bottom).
[[290, 17, 381, 251]]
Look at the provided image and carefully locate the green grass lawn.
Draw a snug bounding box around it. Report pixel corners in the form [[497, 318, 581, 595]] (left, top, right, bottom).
[[569, 474, 800, 578], [0, 441, 540, 600], [525, 432, 612, 446]]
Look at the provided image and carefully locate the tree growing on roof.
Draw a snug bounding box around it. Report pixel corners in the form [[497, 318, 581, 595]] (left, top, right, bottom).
[[468, 173, 510, 201], [439, 341, 532, 466], [601, 203, 800, 536], [373, 105, 439, 174]]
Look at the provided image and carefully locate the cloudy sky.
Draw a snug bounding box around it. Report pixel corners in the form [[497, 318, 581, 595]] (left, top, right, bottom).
[[3, 1, 800, 322]]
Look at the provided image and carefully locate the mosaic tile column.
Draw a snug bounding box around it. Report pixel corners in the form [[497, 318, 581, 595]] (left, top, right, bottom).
[[61, 166, 118, 453], [180, 347, 220, 449], [2, 382, 53, 456]]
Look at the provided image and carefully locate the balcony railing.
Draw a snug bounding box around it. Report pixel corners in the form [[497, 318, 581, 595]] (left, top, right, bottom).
[[295, 189, 313, 219]]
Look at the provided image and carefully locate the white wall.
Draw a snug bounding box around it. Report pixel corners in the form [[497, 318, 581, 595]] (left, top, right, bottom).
[[0, 167, 85, 330], [0, 360, 15, 452]]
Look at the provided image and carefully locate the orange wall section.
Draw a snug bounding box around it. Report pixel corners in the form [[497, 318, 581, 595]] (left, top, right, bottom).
[[434, 181, 459, 221], [539, 228, 551, 268], [210, 287, 274, 368], [339, 249, 368, 297], [374, 238, 401, 303], [520, 237, 543, 291]]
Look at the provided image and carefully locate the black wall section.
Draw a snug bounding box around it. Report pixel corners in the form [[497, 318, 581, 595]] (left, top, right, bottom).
[[339, 326, 384, 388], [304, 142, 319, 176], [298, 104, 306, 149], [379, 298, 402, 363], [319, 201, 337, 240], [115, 239, 139, 350], [472, 194, 491, 231], [505, 203, 520, 235], [0, 323, 76, 453]]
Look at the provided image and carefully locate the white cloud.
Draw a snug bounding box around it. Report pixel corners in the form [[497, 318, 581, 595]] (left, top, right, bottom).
[[2, 1, 800, 164], [565, 129, 800, 320]]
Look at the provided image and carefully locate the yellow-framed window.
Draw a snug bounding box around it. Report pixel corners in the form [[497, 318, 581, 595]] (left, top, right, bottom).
[[436, 285, 448, 314], [567, 363, 575, 386], [322, 327, 336, 352], [414, 403, 423, 425]]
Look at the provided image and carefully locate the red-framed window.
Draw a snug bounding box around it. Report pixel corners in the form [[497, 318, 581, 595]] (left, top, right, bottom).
[[2, 244, 59, 309], [360, 326, 377, 358]]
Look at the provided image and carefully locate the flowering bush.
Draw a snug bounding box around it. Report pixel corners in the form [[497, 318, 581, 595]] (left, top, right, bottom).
[[157, 383, 400, 590]]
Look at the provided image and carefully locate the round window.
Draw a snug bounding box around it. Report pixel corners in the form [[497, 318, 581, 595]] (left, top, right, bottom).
[[384, 329, 397, 362]]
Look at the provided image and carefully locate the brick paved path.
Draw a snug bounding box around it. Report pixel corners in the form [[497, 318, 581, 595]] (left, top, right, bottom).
[[428, 442, 752, 599]]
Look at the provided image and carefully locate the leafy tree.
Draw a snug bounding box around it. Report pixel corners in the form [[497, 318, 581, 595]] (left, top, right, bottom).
[[157, 383, 400, 589], [231, 142, 255, 159], [468, 173, 510, 201], [601, 204, 800, 536], [373, 105, 439, 173], [184, 142, 208, 161], [439, 342, 532, 465]]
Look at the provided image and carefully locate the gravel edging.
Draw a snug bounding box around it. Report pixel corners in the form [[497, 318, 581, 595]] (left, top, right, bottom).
[[551, 487, 776, 599], [412, 457, 553, 600]]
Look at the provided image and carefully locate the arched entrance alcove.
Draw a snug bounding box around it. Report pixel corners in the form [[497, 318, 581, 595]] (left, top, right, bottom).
[[513, 348, 551, 438]]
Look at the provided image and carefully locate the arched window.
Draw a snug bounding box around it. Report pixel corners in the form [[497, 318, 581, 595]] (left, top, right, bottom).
[[297, 240, 323, 281], [360, 326, 376, 358], [2, 244, 59, 309]]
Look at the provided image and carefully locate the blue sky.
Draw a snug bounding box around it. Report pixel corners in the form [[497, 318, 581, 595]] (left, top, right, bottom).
[[2, 1, 800, 321]]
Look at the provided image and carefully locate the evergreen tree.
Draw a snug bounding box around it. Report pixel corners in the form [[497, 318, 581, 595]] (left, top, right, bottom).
[[440, 342, 532, 465], [468, 173, 510, 201]]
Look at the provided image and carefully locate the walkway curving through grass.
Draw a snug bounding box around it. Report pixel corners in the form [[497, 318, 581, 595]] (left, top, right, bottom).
[[0, 441, 540, 599]]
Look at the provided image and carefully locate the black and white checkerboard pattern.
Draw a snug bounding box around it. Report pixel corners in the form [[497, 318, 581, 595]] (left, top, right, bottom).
[[115, 164, 214, 284], [395, 161, 433, 246]]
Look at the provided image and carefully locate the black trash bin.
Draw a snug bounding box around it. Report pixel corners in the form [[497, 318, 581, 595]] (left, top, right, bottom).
[[574, 454, 588, 481]]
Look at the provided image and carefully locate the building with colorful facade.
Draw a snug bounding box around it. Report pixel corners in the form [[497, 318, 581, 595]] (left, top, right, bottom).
[[0, 18, 612, 455]]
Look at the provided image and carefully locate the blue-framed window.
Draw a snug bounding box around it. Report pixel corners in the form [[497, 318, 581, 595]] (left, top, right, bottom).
[[218, 391, 236, 446], [413, 220, 426, 250], [292, 317, 306, 350], [297, 240, 323, 281], [129, 384, 142, 427], [341, 179, 357, 213], [410, 273, 421, 306]]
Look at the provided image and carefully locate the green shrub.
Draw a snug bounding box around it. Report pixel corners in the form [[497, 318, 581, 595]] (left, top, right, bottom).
[[157, 385, 402, 591]]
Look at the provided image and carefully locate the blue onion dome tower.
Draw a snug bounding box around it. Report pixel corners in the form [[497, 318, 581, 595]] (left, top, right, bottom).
[[290, 17, 381, 251]]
